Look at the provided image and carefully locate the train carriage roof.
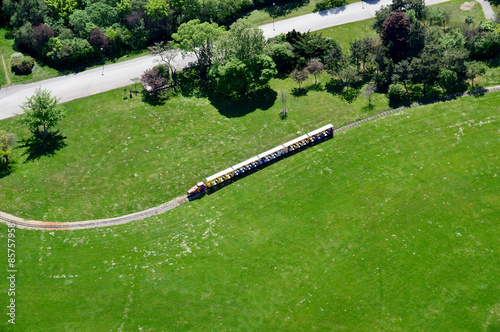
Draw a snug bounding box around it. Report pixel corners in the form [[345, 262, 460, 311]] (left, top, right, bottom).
[[257, 145, 286, 159], [283, 134, 310, 147], [206, 167, 234, 182], [231, 156, 260, 170], [307, 124, 334, 137]]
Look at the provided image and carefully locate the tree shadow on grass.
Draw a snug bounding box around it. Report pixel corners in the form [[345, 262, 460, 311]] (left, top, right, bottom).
[[291, 83, 325, 96], [19, 130, 67, 163], [325, 79, 362, 103], [239, 0, 310, 20], [0, 160, 16, 179], [209, 87, 278, 118]]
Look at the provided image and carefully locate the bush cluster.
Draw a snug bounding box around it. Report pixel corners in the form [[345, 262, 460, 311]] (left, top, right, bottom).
[[11, 56, 35, 75]]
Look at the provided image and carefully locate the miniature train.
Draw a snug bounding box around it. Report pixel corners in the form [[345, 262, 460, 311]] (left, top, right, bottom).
[[187, 124, 334, 196]]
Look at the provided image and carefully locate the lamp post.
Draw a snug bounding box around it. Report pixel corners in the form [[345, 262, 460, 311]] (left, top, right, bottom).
[[100, 47, 104, 76], [273, 3, 275, 31]]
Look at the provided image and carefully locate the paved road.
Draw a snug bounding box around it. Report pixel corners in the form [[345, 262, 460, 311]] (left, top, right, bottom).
[[0, 0, 476, 120], [476, 0, 498, 20]]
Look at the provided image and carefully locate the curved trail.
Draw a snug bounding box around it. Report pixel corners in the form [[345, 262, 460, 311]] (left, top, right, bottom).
[[0, 196, 188, 231], [1, 85, 499, 231]]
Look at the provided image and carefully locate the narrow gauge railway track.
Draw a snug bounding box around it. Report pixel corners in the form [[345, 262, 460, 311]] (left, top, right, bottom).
[[0, 196, 189, 231]]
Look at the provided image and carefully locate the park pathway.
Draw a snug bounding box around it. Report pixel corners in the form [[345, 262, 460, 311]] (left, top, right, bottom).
[[1, 85, 499, 231], [1, 55, 11, 85]]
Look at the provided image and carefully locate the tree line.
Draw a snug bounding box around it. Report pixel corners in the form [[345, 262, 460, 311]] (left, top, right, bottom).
[[0, 0, 287, 69], [143, 0, 499, 103]]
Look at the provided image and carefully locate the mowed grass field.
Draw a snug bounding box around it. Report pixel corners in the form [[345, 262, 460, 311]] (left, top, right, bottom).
[[0, 74, 392, 222], [0, 92, 498, 330]]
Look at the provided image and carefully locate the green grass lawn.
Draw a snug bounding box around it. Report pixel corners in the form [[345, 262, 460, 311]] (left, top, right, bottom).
[[0, 74, 391, 222], [436, 0, 486, 27], [0, 91, 498, 331], [316, 18, 378, 52]]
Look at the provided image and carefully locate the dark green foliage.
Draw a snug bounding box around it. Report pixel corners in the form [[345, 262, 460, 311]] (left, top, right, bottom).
[[469, 32, 500, 60], [387, 83, 407, 101], [391, 0, 425, 19], [373, 5, 391, 34], [44, 37, 95, 67], [407, 21, 425, 57], [7, 0, 46, 28], [14, 22, 34, 53], [266, 41, 295, 74], [350, 37, 376, 70], [424, 7, 450, 27], [11, 55, 35, 75], [85, 2, 119, 28], [210, 54, 277, 99], [314, 0, 347, 12], [285, 29, 340, 64]]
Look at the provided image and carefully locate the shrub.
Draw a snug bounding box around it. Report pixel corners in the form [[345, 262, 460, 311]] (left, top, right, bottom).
[[11, 56, 35, 75], [387, 83, 407, 101]]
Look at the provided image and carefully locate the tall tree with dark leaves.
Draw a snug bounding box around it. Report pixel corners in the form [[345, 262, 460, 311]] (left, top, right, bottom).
[[380, 12, 412, 63]]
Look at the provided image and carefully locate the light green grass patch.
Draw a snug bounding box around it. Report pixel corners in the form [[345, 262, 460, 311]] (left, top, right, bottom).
[[0, 76, 390, 222], [317, 18, 378, 53]]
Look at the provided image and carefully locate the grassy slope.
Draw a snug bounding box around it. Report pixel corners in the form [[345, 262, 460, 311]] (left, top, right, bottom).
[[0, 92, 498, 331]]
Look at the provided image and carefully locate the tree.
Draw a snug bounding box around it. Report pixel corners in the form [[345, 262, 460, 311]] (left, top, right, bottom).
[[33, 24, 55, 54], [171, 19, 224, 76], [215, 19, 265, 62], [362, 83, 376, 107], [391, 0, 425, 19], [392, 59, 412, 92], [438, 68, 458, 92], [209, 54, 277, 99], [280, 89, 288, 118], [373, 5, 391, 34], [285, 29, 339, 63], [45, 0, 78, 20], [19, 88, 66, 138], [290, 68, 309, 89], [381, 12, 412, 63], [210, 20, 276, 98], [148, 42, 179, 83], [88, 28, 110, 50], [8, 0, 46, 28], [425, 7, 450, 28], [408, 21, 426, 58], [266, 42, 294, 73], [145, 0, 169, 19], [14, 22, 34, 53], [338, 65, 358, 91], [324, 43, 345, 74], [140, 66, 168, 95], [466, 61, 486, 87], [306, 58, 324, 84], [85, 2, 119, 28], [350, 38, 376, 70], [0, 131, 17, 164]]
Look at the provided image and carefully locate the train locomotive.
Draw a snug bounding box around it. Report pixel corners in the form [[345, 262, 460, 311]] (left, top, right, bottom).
[[187, 124, 334, 197]]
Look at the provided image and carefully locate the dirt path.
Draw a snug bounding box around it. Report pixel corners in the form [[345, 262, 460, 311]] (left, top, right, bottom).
[[1, 54, 11, 85], [0, 196, 189, 230], [1, 85, 499, 231]]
